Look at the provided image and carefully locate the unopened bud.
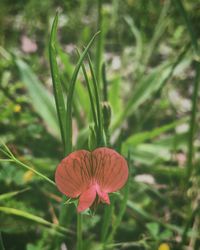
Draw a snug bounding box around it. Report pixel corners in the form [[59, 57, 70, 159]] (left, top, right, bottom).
[[88, 125, 97, 151], [102, 102, 112, 129]]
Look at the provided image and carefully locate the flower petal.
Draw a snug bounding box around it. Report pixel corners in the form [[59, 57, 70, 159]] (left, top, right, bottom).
[[55, 150, 92, 198], [77, 185, 96, 212], [92, 148, 128, 193], [97, 190, 110, 204]]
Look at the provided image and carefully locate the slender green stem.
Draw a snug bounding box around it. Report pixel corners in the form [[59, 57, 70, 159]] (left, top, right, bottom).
[[102, 63, 108, 102], [187, 62, 200, 178], [65, 32, 100, 155], [0, 142, 56, 187], [96, 0, 103, 86], [103, 152, 130, 249], [173, 1, 200, 247], [0, 232, 5, 250], [143, 0, 170, 68], [173, 0, 200, 180], [174, 0, 198, 52], [81, 58, 98, 131], [49, 13, 67, 153], [77, 213, 83, 250], [88, 54, 104, 146], [14, 158, 56, 186]]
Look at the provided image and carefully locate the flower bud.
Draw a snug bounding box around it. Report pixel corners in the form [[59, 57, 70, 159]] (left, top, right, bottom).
[[102, 102, 112, 130], [88, 125, 97, 151]]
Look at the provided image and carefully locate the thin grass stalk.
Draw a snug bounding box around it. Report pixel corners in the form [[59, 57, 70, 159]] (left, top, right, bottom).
[[96, 0, 103, 87], [0, 143, 55, 187], [174, 1, 200, 247], [49, 13, 67, 153], [102, 63, 108, 102], [65, 32, 100, 155], [0, 188, 29, 201], [77, 213, 83, 250], [111, 44, 190, 132], [187, 63, 200, 178], [104, 153, 130, 248], [13, 158, 56, 186], [106, 180, 130, 245], [143, 0, 170, 68], [173, 0, 200, 181], [0, 233, 5, 250], [81, 59, 98, 131], [101, 199, 114, 243], [0, 206, 72, 235], [88, 54, 104, 146]]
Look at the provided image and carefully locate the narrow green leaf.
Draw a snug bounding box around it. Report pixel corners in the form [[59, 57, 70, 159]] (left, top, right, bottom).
[[142, 0, 170, 67], [111, 63, 171, 131], [80, 54, 98, 132], [123, 117, 188, 147], [49, 13, 67, 151], [88, 54, 104, 146], [0, 207, 72, 234], [16, 59, 59, 138], [105, 159, 130, 245], [0, 188, 29, 202], [126, 200, 183, 235], [0, 233, 5, 250], [13, 158, 56, 187], [124, 16, 143, 63], [57, 45, 90, 125], [0, 142, 56, 187], [66, 31, 100, 154], [109, 76, 122, 117]]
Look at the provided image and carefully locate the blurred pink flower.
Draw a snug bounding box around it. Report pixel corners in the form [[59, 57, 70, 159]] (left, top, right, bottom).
[[21, 35, 37, 53]]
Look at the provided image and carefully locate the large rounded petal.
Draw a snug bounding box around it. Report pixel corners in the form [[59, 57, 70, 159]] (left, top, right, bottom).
[[77, 185, 96, 212], [92, 148, 128, 193], [55, 150, 92, 198]]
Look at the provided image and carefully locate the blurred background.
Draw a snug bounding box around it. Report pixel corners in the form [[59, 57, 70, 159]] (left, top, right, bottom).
[[0, 0, 200, 249]]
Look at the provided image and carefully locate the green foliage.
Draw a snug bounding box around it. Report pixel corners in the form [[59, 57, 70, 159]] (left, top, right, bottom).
[[0, 0, 200, 249]]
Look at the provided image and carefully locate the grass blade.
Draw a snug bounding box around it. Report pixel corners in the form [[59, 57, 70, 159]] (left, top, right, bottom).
[[96, 0, 103, 86], [0, 233, 5, 250], [0, 188, 29, 202], [49, 13, 67, 152], [143, 0, 170, 67], [88, 54, 104, 146], [0, 142, 55, 187], [81, 56, 98, 131], [173, 1, 200, 247], [16, 59, 59, 138], [105, 159, 130, 246], [111, 63, 172, 131], [13, 158, 56, 186], [0, 207, 72, 234], [66, 31, 100, 154], [122, 117, 188, 148]]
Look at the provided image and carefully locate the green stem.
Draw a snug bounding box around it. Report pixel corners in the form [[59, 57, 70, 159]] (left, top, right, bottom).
[[102, 63, 108, 102], [96, 0, 103, 86], [0, 232, 5, 250], [173, 0, 200, 180], [81, 58, 98, 131], [65, 31, 100, 155], [173, 1, 200, 247], [77, 213, 83, 250], [14, 158, 56, 187], [187, 62, 200, 179], [88, 54, 104, 146]]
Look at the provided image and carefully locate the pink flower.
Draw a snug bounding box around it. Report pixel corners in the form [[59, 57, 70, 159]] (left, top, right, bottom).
[[55, 147, 128, 212]]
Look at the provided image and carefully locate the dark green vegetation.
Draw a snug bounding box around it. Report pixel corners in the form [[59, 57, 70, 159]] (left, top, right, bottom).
[[0, 0, 200, 249]]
